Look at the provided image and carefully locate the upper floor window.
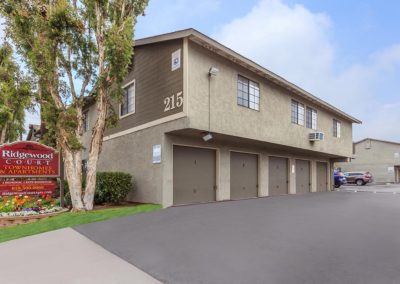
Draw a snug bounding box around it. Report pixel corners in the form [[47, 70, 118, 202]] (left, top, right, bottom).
[[291, 100, 304, 125], [237, 75, 260, 111], [83, 111, 89, 132], [306, 107, 317, 130], [120, 81, 135, 117], [333, 119, 341, 138]]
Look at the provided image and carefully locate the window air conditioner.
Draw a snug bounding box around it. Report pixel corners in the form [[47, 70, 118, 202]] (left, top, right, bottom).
[[309, 132, 324, 141]]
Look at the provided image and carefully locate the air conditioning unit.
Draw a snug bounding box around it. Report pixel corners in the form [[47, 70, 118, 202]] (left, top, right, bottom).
[[309, 132, 324, 141]]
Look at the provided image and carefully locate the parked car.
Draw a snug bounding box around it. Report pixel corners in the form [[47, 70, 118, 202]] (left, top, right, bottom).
[[334, 171, 347, 188], [344, 171, 373, 186]]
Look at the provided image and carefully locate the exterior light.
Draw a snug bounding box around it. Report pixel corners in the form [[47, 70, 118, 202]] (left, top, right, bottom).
[[202, 133, 213, 142], [208, 67, 219, 76]]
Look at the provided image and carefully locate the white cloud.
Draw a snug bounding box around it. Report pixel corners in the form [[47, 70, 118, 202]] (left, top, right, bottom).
[[214, 0, 334, 91], [214, 0, 400, 142]]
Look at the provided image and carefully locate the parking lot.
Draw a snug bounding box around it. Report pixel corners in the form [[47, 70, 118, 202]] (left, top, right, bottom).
[[339, 182, 400, 194], [76, 190, 400, 284]]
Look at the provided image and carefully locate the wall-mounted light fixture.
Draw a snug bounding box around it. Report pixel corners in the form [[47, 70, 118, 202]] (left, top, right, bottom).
[[202, 132, 213, 142], [208, 66, 219, 76]]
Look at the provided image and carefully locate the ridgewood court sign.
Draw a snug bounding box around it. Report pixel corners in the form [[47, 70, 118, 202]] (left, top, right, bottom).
[[0, 142, 61, 196]]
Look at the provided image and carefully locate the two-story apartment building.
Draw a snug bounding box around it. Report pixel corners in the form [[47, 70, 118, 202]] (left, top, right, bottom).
[[82, 29, 361, 208]]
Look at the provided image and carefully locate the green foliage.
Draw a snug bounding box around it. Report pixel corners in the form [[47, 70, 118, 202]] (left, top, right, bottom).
[[63, 171, 133, 205], [95, 172, 133, 204], [0, 204, 161, 243], [0, 43, 33, 143], [0, 0, 149, 209]]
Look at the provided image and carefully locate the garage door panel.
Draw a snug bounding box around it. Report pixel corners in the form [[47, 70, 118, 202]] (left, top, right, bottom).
[[173, 146, 216, 205], [296, 159, 310, 194], [230, 152, 258, 200], [269, 157, 288, 196], [317, 162, 328, 192]]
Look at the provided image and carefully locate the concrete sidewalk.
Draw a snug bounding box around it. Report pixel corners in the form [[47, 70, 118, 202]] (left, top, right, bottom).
[[0, 228, 162, 284]]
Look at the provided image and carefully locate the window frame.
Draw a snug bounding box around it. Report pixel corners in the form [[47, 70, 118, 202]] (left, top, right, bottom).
[[306, 107, 318, 130], [333, 119, 341, 138], [83, 110, 89, 132], [119, 79, 136, 118], [237, 75, 260, 111], [291, 100, 305, 126]]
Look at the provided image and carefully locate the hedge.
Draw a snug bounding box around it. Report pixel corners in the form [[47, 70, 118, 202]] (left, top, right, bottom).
[[63, 172, 133, 205]]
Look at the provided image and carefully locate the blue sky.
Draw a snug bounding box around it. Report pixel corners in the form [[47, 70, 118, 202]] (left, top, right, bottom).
[[16, 0, 400, 141], [135, 0, 400, 142]]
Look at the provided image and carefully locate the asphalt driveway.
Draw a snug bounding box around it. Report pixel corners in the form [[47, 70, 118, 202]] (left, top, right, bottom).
[[75, 191, 400, 284]]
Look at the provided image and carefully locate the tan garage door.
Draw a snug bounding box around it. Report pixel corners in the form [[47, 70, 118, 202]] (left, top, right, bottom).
[[296, 159, 310, 194], [317, 162, 328, 192], [173, 146, 216, 205], [230, 152, 258, 200], [269, 156, 288, 196]]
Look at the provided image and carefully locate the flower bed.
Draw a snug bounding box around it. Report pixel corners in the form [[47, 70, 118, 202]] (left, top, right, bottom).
[[0, 207, 68, 227], [0, 194, 67, 227]]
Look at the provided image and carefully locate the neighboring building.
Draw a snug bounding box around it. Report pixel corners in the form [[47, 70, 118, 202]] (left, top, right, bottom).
[[83, 29, 361, 207], [336, 138, 400, 183], [26, 124, 43, 142]]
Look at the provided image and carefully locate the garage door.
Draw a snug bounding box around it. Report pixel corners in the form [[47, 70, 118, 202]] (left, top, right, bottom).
[[317, 162, 328, 192], [173, 146, 216, 205], [269, 156, 288, 196], [230, 152, 258, 200], [296, 159, 310, 194]]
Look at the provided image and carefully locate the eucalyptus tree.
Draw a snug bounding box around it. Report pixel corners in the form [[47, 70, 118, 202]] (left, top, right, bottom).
[[0, 0, 149, 211], [0, 43, 32, 144]]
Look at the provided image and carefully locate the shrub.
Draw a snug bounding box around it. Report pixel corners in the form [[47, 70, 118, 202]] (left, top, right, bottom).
[[62, 172, 133, 205], [95, 172, 133, 204]]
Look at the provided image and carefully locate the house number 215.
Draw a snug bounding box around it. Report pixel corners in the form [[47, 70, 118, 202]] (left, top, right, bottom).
[[164, 91, 183, 112]]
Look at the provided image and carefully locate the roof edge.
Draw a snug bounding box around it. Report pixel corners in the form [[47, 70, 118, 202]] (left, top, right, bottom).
[[134, 28, 361, 124], [354, 138, 400, 146]]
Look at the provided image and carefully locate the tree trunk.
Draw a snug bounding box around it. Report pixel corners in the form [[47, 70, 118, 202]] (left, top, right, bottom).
[[63, 146, 85, 211], [0, 125, 7, 144], [83, 89, 107, 210]]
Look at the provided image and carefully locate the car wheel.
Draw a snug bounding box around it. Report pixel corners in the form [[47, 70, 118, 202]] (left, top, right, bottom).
[[356, 179, 364, 186], [334, 184, 340, 188]]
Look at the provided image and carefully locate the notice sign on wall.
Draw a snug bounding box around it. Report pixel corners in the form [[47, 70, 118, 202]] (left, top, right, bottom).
[[0, 180, 58, 196], [0, 142, 60, 177], [171, 49, 181, 71], [152, 144, 162, 164]]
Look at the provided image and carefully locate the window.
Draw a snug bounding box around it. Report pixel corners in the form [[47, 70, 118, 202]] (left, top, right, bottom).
[[333, 119, 341, 138], [120, 81, 135, 116], [83, 111, 89, 132], [291, 100, 304, 125], [306, 107, 317, 130], [237, 75, 260, 110], [82, 159, 88, 177]]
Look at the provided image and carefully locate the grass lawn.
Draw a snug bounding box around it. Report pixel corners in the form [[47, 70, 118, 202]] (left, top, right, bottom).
[[0, 204, 161, 243]]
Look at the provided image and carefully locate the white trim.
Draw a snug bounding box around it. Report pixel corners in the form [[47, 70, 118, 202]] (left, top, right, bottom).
[[183, 38, 189, 116], [119, 79, 136, 119], [103, 112, 186, 141]]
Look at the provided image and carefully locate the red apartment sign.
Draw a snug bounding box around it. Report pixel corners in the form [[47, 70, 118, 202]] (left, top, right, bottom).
[[0, 142, 60, 177]]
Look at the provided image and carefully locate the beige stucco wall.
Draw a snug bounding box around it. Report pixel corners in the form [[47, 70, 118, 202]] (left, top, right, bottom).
[[336, 139, 400, 183], [186, 41, 353, 158], [96, 117, 188, 205]]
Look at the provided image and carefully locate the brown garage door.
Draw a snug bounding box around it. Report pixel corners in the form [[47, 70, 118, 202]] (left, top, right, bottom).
[[317, 162, 328, 192], [230, 152, 258, 200], [173, 146, 216, 205], [296, 159, 310, 194], [269, 156, 288, 196]]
